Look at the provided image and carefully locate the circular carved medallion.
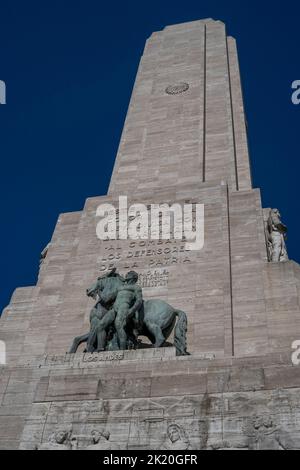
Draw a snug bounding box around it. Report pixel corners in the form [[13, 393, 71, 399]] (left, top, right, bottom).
[[165, 82, 189, 95]]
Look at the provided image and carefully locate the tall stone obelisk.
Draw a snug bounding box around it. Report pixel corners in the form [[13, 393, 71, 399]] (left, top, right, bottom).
[[1, 19, 300, 450], [109, 19, 251, 194]]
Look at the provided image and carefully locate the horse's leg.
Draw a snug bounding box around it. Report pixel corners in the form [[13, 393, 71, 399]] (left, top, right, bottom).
[[96, 308, 116, 352], [96, 330, 106, 352], [145, 322, 166, 348], [107, 332, 119, 351], [69, 333, 89, 353], [162, 316, 176, 342], [174, 310, 190, 356], [86, 329, 98, 352]]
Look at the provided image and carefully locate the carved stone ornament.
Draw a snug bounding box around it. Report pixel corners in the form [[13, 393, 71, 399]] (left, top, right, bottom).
[[160, 424, 192, 450], [165, 83, 189, 95], [37, 426, 77, 450]]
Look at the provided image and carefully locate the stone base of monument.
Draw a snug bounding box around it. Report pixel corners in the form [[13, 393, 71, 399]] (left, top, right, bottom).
[[7, 347, 298, 450]]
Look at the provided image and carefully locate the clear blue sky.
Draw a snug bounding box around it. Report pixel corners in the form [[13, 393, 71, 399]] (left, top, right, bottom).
[[0, 0, 299, 314]]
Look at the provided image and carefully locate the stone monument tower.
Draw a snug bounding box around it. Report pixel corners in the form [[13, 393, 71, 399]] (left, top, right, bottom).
[[1, 19, 300, 450]]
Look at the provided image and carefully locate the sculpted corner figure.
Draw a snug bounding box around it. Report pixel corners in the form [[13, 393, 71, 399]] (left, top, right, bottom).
[[39, 242, 50, 267], [267, 209, 288, 262]]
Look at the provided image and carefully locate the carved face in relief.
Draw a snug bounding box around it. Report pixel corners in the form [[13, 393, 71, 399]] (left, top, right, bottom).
[[91, 430, 101, 443], [168, 424, 181, 443], [55, 430, 68, 444], [262, 415, 273, 429], [91, 429, 110, 443], [253, 415, 274, 431]]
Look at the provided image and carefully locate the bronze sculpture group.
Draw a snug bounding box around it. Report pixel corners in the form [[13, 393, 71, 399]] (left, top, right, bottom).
[[69, 268, 189, 356]]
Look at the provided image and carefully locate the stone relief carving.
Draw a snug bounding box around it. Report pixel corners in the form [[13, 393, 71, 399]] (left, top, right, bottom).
[[30, 416, 299, 451], [69, 268, 189, 356], [266, 209, 288, 262], [37, 428, 116, 450], [208, 440, 248, 450], [165, 83, 189, 95], [243, 414, 298, 450], [21, 393, 300, 451], [86, 429, 114, 450], [37, 426, 77, 450], [160, 424, 192, 450]]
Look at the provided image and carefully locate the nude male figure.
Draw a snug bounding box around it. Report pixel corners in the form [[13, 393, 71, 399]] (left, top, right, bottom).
[[113, 271, 143, 351]]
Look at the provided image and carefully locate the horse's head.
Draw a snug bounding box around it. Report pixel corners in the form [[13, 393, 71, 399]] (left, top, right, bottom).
[[86, 278, 102, 300], [86, 268, 124, 306]]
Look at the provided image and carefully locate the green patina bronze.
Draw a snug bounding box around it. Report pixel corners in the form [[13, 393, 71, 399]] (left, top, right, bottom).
[[70, 268, 189, 356]]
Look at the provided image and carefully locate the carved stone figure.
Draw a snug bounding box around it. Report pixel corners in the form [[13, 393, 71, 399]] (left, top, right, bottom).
[[37, 427, 77, 450], [266, 209, 288, 262], [243, 415, 298, 450], [208, 439, 248, 450], [85, 430, 113, 450], [69, 268, 189, 356], [160, 424, 191, 450], [39, 242, 50, 267]]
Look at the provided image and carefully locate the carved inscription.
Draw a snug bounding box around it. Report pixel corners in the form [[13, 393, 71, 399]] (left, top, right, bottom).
[[138, 269, 169, 288], [98, 239, 193, 272]]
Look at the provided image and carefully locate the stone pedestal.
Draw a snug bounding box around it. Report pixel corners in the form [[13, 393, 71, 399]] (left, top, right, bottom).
[[7, 348, 300, 450]]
